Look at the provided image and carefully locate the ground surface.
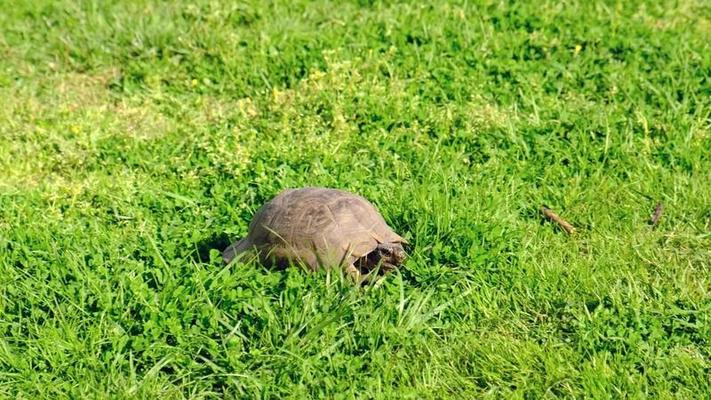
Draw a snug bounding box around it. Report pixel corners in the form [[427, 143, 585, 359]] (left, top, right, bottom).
[[1, 0, 710, 398]]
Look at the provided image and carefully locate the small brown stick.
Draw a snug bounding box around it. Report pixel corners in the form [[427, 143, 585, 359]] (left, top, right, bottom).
[[649, 202, 663, 228], [540, 205, 576, 235]]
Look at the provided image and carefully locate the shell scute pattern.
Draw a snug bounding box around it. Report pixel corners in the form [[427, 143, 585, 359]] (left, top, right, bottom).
[[223, 187, 407, 275]]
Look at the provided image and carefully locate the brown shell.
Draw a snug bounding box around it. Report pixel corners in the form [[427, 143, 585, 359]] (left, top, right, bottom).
[[222, 187, 407, 269]]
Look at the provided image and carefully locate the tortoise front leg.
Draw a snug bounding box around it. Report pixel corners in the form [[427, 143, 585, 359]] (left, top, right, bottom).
[[345, 263, 363, 283], [346, 263, 387, 286]]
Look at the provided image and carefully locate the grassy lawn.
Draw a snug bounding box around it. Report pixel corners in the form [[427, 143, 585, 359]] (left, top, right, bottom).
[[1, 0, 710, 398]]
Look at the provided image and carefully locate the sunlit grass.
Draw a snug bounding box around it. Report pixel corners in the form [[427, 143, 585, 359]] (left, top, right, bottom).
[[1, 0, 709, 398]]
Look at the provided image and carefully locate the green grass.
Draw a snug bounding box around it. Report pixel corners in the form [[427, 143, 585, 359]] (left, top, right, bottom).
[[1, 0, 710, 398]]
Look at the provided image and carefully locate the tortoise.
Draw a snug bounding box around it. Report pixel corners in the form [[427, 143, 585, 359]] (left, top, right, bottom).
[[222, 187, 408, 281]]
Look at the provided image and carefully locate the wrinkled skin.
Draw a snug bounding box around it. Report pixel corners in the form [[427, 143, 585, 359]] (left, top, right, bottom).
[[355, 242, 407, 275]]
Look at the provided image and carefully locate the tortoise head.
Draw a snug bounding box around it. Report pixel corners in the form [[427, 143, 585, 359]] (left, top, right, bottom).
[[366, 242, 407, 273]]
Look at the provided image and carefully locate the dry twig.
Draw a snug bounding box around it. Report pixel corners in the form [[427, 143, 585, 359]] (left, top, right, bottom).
[[649, 202, 663, 228], [540, 205, 576, 235]]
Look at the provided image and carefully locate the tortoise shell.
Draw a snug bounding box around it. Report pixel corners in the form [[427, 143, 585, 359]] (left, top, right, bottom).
[[222, 187, 407, 273]]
